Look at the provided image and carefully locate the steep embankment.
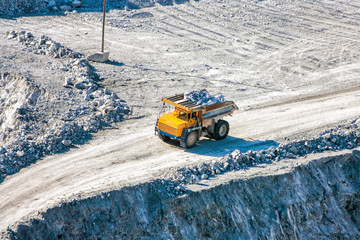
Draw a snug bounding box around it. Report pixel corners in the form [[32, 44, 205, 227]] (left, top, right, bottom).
[[7, 150, 360, 239]]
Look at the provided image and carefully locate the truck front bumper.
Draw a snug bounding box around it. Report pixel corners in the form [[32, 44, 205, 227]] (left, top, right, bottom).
[[155, 127, 181, 140]]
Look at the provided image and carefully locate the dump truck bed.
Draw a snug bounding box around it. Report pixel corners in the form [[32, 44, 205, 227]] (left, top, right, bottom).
[[202, 101, 238, 119], [162, 93, 238, 117], [162, 94, 204, 112]]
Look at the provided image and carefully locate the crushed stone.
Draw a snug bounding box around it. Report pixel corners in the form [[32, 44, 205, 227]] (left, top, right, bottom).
[[151, 121, 360, 198], [184, 90, 226, 106], [0, 31, 131, 182], [6, 30, 83, 59]]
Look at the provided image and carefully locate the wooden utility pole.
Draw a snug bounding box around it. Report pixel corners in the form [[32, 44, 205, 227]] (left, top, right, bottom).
[[87, 0, 110, 62], [101, 0, 106, 53]]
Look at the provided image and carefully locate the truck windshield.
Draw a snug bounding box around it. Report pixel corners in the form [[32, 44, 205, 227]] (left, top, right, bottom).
[[177, 110, 189, 121]]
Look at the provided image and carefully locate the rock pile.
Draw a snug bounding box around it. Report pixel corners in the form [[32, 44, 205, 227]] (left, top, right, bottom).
[[47, 0, 83, 12], [0, 0, 172, 17], [0, 122, 88, 176], [0, 70, 130, 182], [0, 72, 41, 144], [63, 58, 130, 123], [184, 90, 226, 106], [0, 0, 47, 17], [5, 30, 129, 124], [153, 121, 360, 197], [6, 31, 83, 59], [0, 31, 130, 182], [0, 0, 84, 17]]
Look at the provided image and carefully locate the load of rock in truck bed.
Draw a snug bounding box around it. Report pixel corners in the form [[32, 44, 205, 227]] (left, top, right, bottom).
[[184, 90, 226, 106]]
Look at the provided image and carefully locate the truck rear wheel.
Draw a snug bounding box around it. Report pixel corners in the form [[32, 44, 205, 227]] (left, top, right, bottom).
[[185, 131, 198, 148], [158, 133, 170, 142], [214, 120, 229, 140]]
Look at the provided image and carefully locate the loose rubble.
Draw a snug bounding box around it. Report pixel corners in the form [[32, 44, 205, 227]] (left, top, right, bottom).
[[0, 0, 83, 17], [0, 0, 171, 17], [0, 0, 46, 17], [184, 90, 226, 106], [152, 121, 360, 197], [0, 71, 130, 182], [6, 31, 83, 59], [0, 31, 131, 182]]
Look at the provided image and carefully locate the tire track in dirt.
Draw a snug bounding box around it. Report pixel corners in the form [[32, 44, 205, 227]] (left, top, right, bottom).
[[250, 0, 359, 30], [157, 7, 232, 41], [157, 19, 222, 44], [194, 0, 360, 52], [169, 6, 286, 54], [243, 0, 360, 43], [153, 6, 281, 60], [248, 85, 360, 111], [153, 17, 249, 60], [251, 19, 359, 81], [183, 3, 336, 74], [154, 7, 233, 48], [186, 2, 299, 43]]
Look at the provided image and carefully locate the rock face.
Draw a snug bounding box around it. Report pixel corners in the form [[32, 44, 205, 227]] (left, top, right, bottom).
[[0, 0, 47, 17], [6, 151, 360, 239]]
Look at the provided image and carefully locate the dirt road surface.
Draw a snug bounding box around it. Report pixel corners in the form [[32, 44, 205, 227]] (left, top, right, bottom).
[[0, 0, 359, 233]]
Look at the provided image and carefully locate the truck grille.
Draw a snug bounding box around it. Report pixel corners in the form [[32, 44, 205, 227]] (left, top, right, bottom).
[[158, 122, 178, 136]]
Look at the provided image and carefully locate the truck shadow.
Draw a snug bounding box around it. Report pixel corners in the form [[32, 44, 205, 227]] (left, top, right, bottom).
[[184, 136, 279, 157]]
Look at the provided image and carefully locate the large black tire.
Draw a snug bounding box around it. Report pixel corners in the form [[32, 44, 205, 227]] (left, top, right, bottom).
[[185, 131, 198, 148], [213, 120, 229, 140], [158, 133, 170, 141]]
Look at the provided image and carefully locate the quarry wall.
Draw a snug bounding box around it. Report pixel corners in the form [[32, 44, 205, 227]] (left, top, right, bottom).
[[7, 150, 360, 239]]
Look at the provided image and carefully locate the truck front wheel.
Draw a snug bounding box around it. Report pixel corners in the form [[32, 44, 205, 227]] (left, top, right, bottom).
[[158, 133, 170, 141], [185, 131, 198, 148], [214, 120, 229, 140]]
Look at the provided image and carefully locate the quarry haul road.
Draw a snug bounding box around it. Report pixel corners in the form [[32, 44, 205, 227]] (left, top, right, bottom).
[[1, 88, 360, 233]]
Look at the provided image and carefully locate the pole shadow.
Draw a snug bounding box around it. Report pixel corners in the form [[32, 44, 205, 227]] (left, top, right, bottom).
[[103, 60, 124, 66]]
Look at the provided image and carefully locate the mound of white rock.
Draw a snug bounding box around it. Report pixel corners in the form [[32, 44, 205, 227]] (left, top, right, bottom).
[[0, 71, 130, 182], [6, 31, 83, 59], [0, 0, 84, 17], [184, 90, 226, 106], [0, 37, 130, 182], [152, 120, 360, 197], [49, 0, 82, 12]]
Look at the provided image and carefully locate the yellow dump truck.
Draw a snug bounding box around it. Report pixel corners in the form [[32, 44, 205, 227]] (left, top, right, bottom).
[[155, 91, 238, 148]]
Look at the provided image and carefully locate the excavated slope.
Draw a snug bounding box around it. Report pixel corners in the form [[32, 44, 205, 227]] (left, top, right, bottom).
[[7, 150, 360, 239]]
